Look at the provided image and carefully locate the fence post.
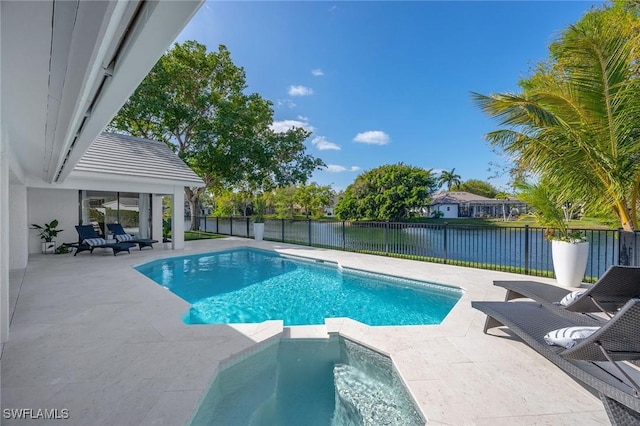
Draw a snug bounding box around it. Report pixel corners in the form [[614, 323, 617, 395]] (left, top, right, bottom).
[[246, 217, 250, 237], [524, 225, 530, 275], [230, 216, 233, 236], [443, 222, 448, 264], [216, 216, 219, 234], [281, 218, 285, 243], [385, 221, 390, 254], [342, 221, 346, 250], [308, 219, 312, 246], [618, 229, 636, 266]]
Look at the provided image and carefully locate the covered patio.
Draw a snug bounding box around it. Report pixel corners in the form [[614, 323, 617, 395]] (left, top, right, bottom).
[[0, 0, 205, 343]]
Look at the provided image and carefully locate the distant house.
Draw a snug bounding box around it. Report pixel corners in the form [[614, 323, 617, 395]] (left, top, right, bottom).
[[427, 191, 527, 219]]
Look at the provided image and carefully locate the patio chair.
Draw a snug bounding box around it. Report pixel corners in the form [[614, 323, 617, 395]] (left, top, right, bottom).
[[74, 225, 135, 256], [107, 223, 158, 250], [493, 265, 640, 319], [472, 298, 640, 424]]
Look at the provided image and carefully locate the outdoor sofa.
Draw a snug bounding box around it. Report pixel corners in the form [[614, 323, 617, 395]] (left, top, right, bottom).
[[472, 298, 640, 425]]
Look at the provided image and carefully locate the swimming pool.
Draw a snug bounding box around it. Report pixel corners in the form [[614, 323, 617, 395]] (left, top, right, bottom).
[[135, 248, 462, 326], [189, 336, 424, 425]]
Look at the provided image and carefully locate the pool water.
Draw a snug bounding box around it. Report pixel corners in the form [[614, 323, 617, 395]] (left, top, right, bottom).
[[189, 337, 424, 426], [135, 248, 462, 326]]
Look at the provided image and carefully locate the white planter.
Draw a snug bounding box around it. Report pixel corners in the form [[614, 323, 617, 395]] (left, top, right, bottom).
[[551, 240, 589, 287], [254, 223, 265, 241], [41, 241, 56, 254]]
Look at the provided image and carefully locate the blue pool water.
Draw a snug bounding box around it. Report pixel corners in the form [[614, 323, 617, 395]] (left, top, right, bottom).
[[135, 248, 462, 326], [189, 337, 424, 426]]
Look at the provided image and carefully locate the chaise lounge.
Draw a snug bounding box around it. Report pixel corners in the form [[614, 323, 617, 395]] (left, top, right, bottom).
[[472, 298, 640, 424], [74, 225, 136, 256], [493, 265, 640, 319], [107, 223, 158, 250]]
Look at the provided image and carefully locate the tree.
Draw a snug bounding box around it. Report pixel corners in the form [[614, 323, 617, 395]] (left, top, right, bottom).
[[295, 183, 335, 218], [472, 3, 640, 231], [213, 190, 246, 217], [335, 164, 437, 221], [438, 168, 462, 191], [273, 186, 297, 219], [108, 41, 324, 230], [494, 192, 510, 221], [453, 179, 498, 198]]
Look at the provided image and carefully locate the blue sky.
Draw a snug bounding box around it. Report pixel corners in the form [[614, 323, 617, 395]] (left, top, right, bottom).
[[176, 1, 603, 192]]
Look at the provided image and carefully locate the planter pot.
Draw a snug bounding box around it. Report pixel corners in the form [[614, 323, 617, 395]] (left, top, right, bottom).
[[254, 223, 265, 241], [42, 241, 56, 254], [551, 240, 589, 287]]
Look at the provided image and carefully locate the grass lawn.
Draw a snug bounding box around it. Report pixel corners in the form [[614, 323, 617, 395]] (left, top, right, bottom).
[[407, 216, 615, 230], [184, 231, 226, 241]]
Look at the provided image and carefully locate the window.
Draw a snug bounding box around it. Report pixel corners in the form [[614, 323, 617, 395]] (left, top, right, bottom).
[[80, 191, 151, 238]]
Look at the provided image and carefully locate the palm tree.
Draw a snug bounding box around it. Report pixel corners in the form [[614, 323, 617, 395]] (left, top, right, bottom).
[[438, 168, 462, 191], [472, 4, 640, 231]]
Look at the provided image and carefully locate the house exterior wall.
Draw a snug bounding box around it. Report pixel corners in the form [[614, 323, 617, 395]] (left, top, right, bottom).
[[27, 188, 78, 254], [1, 125, 10, 343], [9, 184, 28, 268], [434, 203, 459, 219]]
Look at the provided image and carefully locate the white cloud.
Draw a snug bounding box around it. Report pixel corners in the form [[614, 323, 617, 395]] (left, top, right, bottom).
[[270, 119, 314, 133], [311, 136, 341, 151], [325, 164, 361, 173], [311, 69, 324, 77], [297, 115, 308, 121], [277, 99, 296, 108], [329, 5, 337, 13], [353, 130, 390, 145], [288, 85, 314, 96]]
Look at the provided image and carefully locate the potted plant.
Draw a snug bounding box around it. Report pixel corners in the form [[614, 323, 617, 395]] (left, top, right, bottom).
[[516, 182, 588, 287], [252, 195, 266, 241], [31, 219, 63, 254]]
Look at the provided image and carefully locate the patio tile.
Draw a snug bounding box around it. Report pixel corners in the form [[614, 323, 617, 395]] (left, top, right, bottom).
[[3, 239, 609, 425], [139, 390, 203, 426]]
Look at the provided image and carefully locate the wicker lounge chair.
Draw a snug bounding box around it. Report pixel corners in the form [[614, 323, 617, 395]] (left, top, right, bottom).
[[493, 265, 640, 318], [107, 223, 157, 250], [472, 299, 640, 424], [74, 225, 135, 256]]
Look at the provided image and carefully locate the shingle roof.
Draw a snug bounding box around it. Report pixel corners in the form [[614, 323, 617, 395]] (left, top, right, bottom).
[[431, 191, 492, 204], [73, 133, 204, 185], [431, 191, 524, 205]]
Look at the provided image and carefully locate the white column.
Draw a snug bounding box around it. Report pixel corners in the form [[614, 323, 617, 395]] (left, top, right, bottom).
[[138, 193, 150, 238], [172, 186, 184, 250], [0, 129, 10, 343], [151, 194, 163, 244], [9, 184, 27, 269]]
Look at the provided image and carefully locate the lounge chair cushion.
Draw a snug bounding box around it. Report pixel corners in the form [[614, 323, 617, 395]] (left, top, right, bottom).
[[83, 238, 107, 247], [544, 326, 600, 349], [559, 290, 586, 307], [116, 234, 133, 242]]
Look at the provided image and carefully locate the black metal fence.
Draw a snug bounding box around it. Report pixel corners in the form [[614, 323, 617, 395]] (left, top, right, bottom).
[[189, 216, 637, 281]]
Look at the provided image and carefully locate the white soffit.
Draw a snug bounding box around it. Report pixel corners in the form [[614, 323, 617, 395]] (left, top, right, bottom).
[[0, 0, 204, 184]]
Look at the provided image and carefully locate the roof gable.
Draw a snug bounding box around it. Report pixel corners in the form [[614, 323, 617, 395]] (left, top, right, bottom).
[[72, 133, 204, 186]]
